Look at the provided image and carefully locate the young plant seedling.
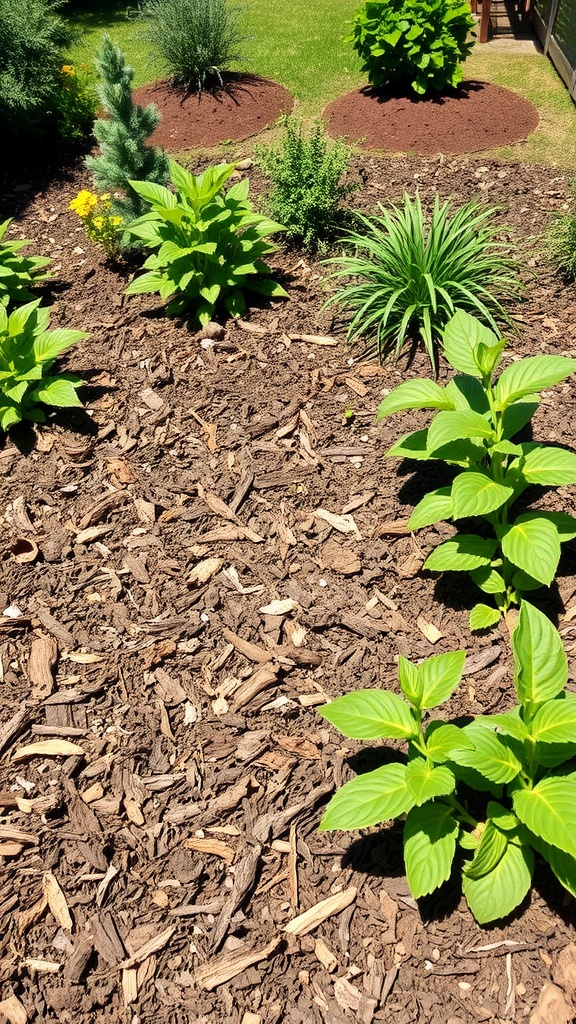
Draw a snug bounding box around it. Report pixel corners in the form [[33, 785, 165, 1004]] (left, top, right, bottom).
[[319, 602, 576, 924], [377, 310, 576, 630], [0, 220, 51, 309]]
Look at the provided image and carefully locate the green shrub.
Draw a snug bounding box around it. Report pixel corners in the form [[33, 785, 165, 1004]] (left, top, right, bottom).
[[53, 62, 97, 146], [320, 602, 576, 925], [125, 160, 287, 322], [0, 221, 51, 309], [377, 310, 576, 630], [255, 118, 358, 253], [349, 0, 475, 96], [138, 0, 247, 92], [544, 179, 576, 280], [323, 193, 519, 371], [0, 0, 76, 138], [85, 36, 170, 224], [0, 301, 85, 431]]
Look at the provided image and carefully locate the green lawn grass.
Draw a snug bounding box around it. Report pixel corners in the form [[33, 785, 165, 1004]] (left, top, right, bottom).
[[67, 1, 576, 167]]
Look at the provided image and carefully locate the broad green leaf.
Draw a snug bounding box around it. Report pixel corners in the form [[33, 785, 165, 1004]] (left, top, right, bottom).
[[495, 355, 576, 410], [451, 471, 514, 519], [521, 445, 576, 486], [450, 723, 522, 784], [34, 378, 83, 407], [413, 650, 466, 709], [502, 397, 539, 439], [34, 329, 87, 363], [250, 278, 289, 298], [387, 429, 430, 460], [398, 657, 420, 707], [512, 601, 567, 705], [486, 801, 520, 831], [318, 690, 416, 740], [128, 179, 178, 209], [445, 375, 490, 414], [442, 310, 499, 377], [463, 820, 508, 879], [469, 565, 506, 594], [501, 516, 560, 586], [403, 803, 458, 898], [535, 839, 576, 899], [425, 535, 498, 573], [408, 487, 453, 530], [530, 695, 576, 744], [511, 568, 543, 592], [517, 510, 576, 542], [427, 410, 493, 453], [425, 723, 474, 763], [405, 758, 455, 804], [536, 742, 576, 768], [319, 763, 414, 831], [463, 841, 533, 924], [513, 778, 576, 858], [376, 379, 453, 418], [469, 603, 501, 631], [481, 708, 529, 742]]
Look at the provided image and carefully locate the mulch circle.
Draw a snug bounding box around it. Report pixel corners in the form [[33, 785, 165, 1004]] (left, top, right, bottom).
[[323, 80, 540, 155], [132, 73, 294, 150]]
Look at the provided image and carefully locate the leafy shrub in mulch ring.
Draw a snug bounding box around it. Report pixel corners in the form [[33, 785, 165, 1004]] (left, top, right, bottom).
[[255, 117, 359, 254], [0, 221, 51, 309], [138, 0, 248, 92], [323, 192, 519, 373], [544, 179, 576, 281], [349, 0, 476, 97]]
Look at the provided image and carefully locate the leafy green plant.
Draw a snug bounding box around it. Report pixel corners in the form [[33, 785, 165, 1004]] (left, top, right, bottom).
[[320, 601, 576, 924], [69, 191, 124, 259], [0, 301, 85, 431], [85, 35, 169, 223], [0, 222, 51, 309], [53, 62, 97, 146], [138, 0, 247, 91], [323, 193, 519, 372], [0, 0, 76, 138], [125, 159, 287, 322], [377, 310, 576, 630], [349, 0, 475, 97], [255, 117, 358, 253], [544, 179, 576, 281]]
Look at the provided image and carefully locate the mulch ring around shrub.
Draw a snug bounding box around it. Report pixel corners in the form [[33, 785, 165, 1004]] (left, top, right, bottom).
[[132, 73, 294, 150], [323, 80, 539, 155]]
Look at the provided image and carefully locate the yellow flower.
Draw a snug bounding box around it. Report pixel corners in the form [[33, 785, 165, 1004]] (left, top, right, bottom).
[[69, 190, 99, 219], [111, 217, 123, 227], [100, 194, 111, 201], [61, 64, 76, 76], [92, 216, 104, 230]]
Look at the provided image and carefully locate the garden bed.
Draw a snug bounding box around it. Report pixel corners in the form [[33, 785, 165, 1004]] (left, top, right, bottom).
[[0, 152, 576, 1024]]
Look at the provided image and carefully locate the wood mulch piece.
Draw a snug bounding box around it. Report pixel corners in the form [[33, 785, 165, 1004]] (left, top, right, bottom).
[[0, 148, 576, 1023]]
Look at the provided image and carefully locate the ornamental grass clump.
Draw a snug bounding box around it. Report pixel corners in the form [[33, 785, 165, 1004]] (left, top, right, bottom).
[[350, 0, 476, 97], [323, 193, 519, 372], [544, 179, 576, 281]]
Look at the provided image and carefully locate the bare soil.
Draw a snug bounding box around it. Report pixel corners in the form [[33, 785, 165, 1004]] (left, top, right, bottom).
[[1, 141, 576, 1024]]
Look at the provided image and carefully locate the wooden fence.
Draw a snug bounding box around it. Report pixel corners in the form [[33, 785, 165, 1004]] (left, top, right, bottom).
[[531, 0, 576, 103]]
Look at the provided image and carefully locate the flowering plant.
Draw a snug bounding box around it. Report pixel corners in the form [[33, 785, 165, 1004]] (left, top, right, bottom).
[[69, 191, 124, 258], [54, 62, 97, 145]]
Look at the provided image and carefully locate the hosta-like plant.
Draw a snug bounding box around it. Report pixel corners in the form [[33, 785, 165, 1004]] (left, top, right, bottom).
[[0, 220, 51, 308], [126, 160, 287, 323], [377, 310, 576, 630], [320, 602, 576, 924], [0, 300, 85, 430]]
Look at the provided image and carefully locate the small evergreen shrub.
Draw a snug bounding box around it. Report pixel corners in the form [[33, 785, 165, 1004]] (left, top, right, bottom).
[[255, 118, 358, 253], [138, 0, 247, 92], [85, 35, 169, 223], [544, 180, 576, 281], [350, 0, 476, 96]]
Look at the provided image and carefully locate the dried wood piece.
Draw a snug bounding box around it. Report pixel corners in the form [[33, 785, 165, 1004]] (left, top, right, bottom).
[[211, 844, 262, 950], [28, 636, 58, 700], [283, 886, 357, 936], [275, 735, 320, 760], [118, 925, 175, 969], [0, 705, 32, 757], [189, 556, 223, 586], [201, 489, 264, 542], [232, 664, 278, 710], [221, 628, 273, 664], [18, 895, 48, 934], [89, 911, 127, 966], [0, 825, 38, 844], [288, 333, 337, 346], [259, 598, 299, 616], [122, 552, 149, 584], [252, 779, 333, 843], [320, 540, 361, 576], [63, 935, 93, 983], [462, 646, 502, 675], [43, 871, 73, 931], [183, 836, 235, 864], [74, 524, 115, 545], [372, 519, 411, 537], [21, 958, 61, 973], [314, 508, 362, 539], [314, 937, 338, 972], [12, 739, 85, 762], [195, 935, 282, 991], [65, 779, 102, 836], [77, 490, 130, 530], [0, 990, 28, 1024], [36, 609, 76, 648], [416, 616, 443, 644], [154, 667, 187, 705]]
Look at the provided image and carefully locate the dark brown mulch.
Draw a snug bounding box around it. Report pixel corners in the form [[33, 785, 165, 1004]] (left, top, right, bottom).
[[132, 74, 294, 150], [0, 149, 576, 1024], [323, 81, 540, 155]]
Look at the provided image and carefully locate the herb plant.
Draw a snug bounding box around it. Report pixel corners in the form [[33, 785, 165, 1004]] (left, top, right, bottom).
[[544, 179, 576, 281], [377, 310, 576, 630], [320, 602, 576, 924], [255, 117, 357, 253], [138, 0, 247, 92], [125, 159, 287, 323], [323, 194, 519, 371], [349, 0, 475, 97], [0, 221, 51, 309], [0, 301, 85, 431]]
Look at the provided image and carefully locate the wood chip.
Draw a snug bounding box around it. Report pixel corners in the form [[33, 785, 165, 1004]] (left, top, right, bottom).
[[195, 935, 282, 991], [284, 886, 357, 936], [183, 836, 235, 864], [288, 333, 338, 346], [321, 540, 361, 576], [43, 871, 73, 931], [189, 557, 223, 587], [0, 991, 28, 1024], [0, 825, 38, 844], [28, 635, 58, 700], [314, 937, 338, 972], [74, 524, 115, 545], [12, 739, 85, 762], [416, 616, 444, 644], [258, 598, 299, 616], [372, 519, 411, 537], [221, 628, 273, 664], [314, 508, 362, 539], [119, 926, 175, 969]]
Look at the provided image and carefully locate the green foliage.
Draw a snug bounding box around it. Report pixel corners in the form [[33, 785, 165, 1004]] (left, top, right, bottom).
[[544, 179, 576, 281], [323, 194, 519, 372], [53, 62, 97, 146], [255, 118, 358, 253], [320, 602, 576, 924], [377, 310, 576, 628], [0, 301, 85, 431], [0, 0, 76, 138], [0, 222, 51, 310], [349, 0, 475, 96], [85, 35, 169, 222], [125, 159, 287, 323], [138, 0, 246, 92]]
